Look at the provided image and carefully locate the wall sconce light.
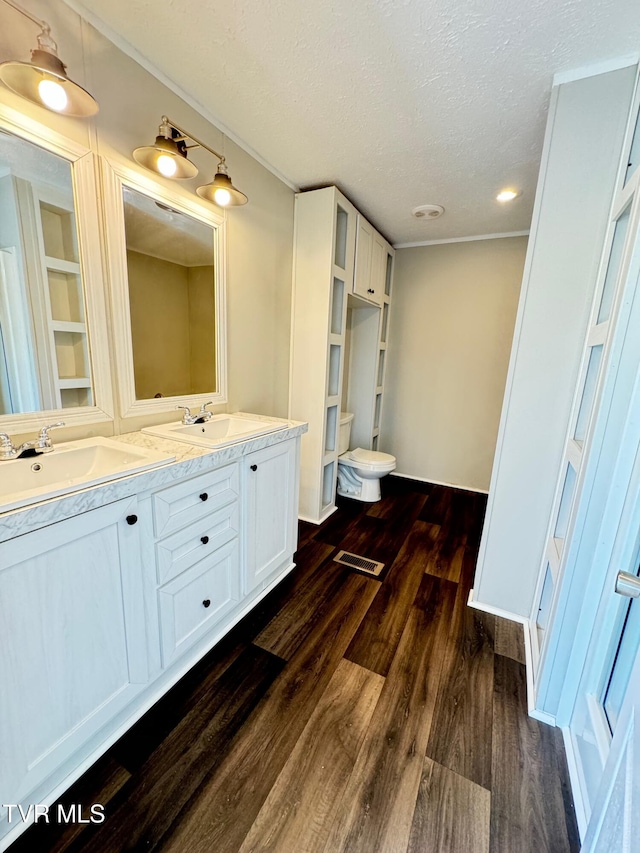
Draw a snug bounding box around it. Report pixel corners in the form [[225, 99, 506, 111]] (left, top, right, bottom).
[[133, 116, 248, 207], [0, 0, 99, 117]]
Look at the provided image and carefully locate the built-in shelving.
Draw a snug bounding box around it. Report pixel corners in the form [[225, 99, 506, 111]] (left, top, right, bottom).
[[291, 187, 395, 523], [25, 185, 93, 410], [290, 187, 357, 523]]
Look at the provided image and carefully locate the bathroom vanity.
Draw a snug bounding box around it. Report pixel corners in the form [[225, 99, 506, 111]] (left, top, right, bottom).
[[0, 417, 305, 851]]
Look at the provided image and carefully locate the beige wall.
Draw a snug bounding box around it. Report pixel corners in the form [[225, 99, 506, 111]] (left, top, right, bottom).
[[0, 0, 294, 442], [127, 254, 217, 400], [381, 237, 526, 492], [187, 265, 216, 394], [127, 250, 190, 400]]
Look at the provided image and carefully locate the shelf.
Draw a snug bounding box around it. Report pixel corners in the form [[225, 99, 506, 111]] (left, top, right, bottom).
[[45, 256, 81, 275], [59, 377, 91, 389], [380, 303, 389, 343], [327, 345, 341, 397], [51, 320, 86, 334], [60, 387, 92, 408], [321, 460, 336, 508], [325, 405, 338, 453], [54, 330, 90, 386], [326, 394, 340, 407]]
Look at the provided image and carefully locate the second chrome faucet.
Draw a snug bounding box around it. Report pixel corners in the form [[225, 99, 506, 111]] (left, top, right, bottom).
[[176, 403, 214, 425]]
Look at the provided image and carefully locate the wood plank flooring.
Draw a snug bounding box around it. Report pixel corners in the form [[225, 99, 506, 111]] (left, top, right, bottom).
[[10, 476, 579, 853]]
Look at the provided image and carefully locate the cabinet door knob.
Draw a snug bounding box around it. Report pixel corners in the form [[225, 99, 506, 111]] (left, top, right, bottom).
[[126, 514, 138, 525], [202, 599, 211, 608], [367, 288, 375, 294], [201, 536, 209, 544], [250, 464, 258, 471], [199, 492, 208, 501]]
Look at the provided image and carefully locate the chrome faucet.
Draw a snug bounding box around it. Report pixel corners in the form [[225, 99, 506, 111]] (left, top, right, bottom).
[[0, 421, 65, 461], [35, 422, 66, 452], [176, 403, 214, 425]]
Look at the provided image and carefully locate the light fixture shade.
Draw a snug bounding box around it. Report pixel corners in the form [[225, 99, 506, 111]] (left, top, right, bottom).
[[196, 167, 248, 206], [133, 135, 198, 180], [0, 35, 98, 118]]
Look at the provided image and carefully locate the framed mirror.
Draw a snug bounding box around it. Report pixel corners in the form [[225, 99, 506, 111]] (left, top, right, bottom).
[[0, 104, 113, 433], [102, 160, 226, 420]]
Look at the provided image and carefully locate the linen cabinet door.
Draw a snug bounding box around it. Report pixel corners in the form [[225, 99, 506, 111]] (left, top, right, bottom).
[[244, 439, 297, 593], [0, 497, 148, 819]]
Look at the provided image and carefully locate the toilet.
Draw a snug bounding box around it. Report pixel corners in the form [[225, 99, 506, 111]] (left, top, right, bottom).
[[337, 412, 396, 502]]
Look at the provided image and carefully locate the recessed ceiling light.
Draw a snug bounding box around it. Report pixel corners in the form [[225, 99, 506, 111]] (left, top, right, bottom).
[[412, 204, 444, 219], [496, 189, 520, 202]]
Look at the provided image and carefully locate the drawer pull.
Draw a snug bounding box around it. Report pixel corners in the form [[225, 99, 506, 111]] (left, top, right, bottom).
[[202, 599, 211, 608], [199, 492, 208, 502], [250, 464, 258, 471], [201, 536, 209, 544], [126, 514, 138, 525]]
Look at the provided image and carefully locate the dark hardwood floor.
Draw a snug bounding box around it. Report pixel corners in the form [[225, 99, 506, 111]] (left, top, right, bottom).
[[11, 477, 580, 853]]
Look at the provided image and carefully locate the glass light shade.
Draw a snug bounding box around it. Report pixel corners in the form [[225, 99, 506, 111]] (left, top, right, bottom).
[[196, 169, 248, 206], [133, 136, 198, 180], [0, 50, 98, 117]]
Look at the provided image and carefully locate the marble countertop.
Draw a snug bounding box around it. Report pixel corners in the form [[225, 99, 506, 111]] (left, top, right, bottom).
[[0, 414, 307, 543]]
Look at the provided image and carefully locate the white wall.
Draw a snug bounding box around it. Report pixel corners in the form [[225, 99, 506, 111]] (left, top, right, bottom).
[[381, 237, 526, 492], [0, 0, 294, 441], [473, 65, 637, 618]]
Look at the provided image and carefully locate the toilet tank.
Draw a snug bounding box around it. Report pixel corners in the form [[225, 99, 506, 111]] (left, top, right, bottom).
[[339, 412, 354, 455]]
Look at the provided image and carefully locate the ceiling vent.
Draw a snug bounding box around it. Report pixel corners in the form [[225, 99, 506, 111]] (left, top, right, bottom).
[[412, 204, 444, 219]]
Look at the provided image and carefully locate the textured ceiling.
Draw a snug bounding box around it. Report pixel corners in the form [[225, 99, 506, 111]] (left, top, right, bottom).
[[75, 0, 640, 244]]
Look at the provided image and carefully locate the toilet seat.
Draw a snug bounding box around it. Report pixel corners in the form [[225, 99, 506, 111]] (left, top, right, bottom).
[[338, 448, 396, 473]]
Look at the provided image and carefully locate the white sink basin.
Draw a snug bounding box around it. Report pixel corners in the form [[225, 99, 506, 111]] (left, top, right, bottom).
[[142, 413, 287, 449], [0, 437, 175, 513]]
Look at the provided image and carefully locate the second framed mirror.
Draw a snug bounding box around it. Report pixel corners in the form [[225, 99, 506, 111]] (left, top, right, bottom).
[[102, 160, 227, 420]]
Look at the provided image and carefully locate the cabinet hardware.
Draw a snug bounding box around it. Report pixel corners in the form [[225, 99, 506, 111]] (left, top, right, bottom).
[[126, 514, 138, 525], [250, 464, 258, 471], [201, 536, 209, 544], [199, 492, 208, 501], [367, 288, 374, 294], [202, 599, 211, 608]]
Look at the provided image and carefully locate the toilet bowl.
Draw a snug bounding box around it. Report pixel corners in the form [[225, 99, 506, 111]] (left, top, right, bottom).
[[336, 412, 396, 502]]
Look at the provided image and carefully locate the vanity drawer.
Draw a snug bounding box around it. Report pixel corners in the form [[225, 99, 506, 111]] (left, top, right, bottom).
[[158, 539, 240, 666], [152, 463, 239, 538], [156, 501, 239, 585]]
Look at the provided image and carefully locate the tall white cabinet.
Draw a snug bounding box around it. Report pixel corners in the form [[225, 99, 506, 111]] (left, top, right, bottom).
[[290, 187, 394, 523]]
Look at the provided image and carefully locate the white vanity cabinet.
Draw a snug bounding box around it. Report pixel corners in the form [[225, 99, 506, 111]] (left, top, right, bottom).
[[244, 439, 298, 593], [0, 429, 303, 852], [151, 462, 242, 666], [0, 496, 148, 813]]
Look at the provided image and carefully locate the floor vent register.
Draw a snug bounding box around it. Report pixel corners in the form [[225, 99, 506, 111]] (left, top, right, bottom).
[[334, 550, 385, 577]]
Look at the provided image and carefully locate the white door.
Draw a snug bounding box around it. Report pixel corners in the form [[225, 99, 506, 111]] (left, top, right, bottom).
[[582, 606, 640, 852], [533, 79, 640, 842]]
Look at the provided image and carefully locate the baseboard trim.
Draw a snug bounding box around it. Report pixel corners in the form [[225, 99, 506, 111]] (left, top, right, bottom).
[[390, 471, 489, 495], [468, 590, 556, 726], [562, 725, 588, 841], [298, 505, 339, 526]]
